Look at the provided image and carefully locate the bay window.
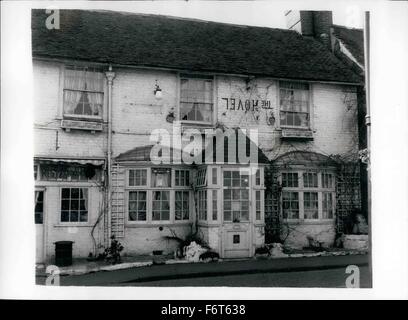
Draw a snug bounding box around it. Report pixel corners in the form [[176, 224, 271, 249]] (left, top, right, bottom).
[[126, 168, 191, 223], [281, 170, 335, 221], [63, 65, 104, 120]]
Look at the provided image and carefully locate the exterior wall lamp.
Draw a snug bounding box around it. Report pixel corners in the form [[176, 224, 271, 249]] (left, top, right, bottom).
[[154, 80, 162, 99]]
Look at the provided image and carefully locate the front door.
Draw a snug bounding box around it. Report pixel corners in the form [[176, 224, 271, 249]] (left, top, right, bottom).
[[35, 189, 45, 263], [222, 169, 252, 258]]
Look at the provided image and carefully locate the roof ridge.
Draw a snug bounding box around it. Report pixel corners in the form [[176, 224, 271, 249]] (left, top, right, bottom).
[[332, 24, 363, 32], [60, 8, 298, 34]]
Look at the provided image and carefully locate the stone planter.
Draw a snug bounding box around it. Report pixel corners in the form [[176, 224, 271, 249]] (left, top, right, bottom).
[[342, 234, 369, 250]]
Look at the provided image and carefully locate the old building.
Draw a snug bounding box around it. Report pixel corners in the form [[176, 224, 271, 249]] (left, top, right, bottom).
[[32, 9, 363, 263]]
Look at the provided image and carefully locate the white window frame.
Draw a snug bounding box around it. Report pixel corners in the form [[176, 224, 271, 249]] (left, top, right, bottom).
[[125, 167, 192, 225], [280, 169, 336, 222], [222, 168, 252, 223], [278, 80, 312, 130], [59, 64, 107, 122], [59, 187, 90, 224], [178, 73, 215, 125]]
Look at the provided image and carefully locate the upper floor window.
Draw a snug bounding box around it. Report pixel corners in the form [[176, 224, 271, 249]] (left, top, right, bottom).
[[279, 81, 310, 128], [63, 66, 104, 120], [180, 74, 213, 123]]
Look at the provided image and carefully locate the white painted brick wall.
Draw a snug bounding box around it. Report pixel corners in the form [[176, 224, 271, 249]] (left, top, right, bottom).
[[34, 59, 359, 257]]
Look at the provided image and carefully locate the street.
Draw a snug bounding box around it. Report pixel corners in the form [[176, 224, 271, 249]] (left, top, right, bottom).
[[37, 254, 371, 288], [120, 266, 371, 288]]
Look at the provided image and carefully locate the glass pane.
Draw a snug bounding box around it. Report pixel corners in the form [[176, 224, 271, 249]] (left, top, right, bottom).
[[61, 211, 69, 222], [224, 211, 231, 221], [62, 188, 70, 198], [212, 168, 217, 184], [161, 210, 170, 220], [71, 188, 79, 198], [152, 211, 160, 221], [79, 211, 88, 222], [70, 211, 79, 222]]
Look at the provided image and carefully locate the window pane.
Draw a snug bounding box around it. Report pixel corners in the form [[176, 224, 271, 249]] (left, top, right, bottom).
[[212, 168, 217, 184], [151, 169, 171, 187], [180, 77, 213, 122], [63, 66, 104, 118], [212, 190, 217, 220], [255, 169, 261, 185], [129, 191, 147, 221], [35, 191, 44, 224], [304, 172, 318, 188], [304, 192, 318, 219], [129, 169, 147, 186], [279, 82, 309, 128], [60, 188, 88, 222], [282, 191, 299, 219], [282, 172, 298, 188], [322, 192, 334, 219]]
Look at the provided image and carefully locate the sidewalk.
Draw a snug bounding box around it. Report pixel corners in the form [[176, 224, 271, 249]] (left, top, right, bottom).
[[37, 253, 370, 286]]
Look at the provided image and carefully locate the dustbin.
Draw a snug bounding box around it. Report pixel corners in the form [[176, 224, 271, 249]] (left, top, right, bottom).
[[54, 241, 74, 266]]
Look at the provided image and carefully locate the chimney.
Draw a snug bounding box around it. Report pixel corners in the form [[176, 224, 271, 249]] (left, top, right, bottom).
[[286, 10, 333, 49]]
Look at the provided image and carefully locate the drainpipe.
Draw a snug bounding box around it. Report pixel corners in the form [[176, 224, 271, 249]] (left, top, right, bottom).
[[363, 11, 371, 283], [105, 66, 116, 246]]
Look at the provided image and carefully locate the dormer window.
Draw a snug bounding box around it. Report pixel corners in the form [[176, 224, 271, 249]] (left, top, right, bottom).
[[180, 74, 213, 124], [63, 65, 104, 120], [279, 81, 310, 128]]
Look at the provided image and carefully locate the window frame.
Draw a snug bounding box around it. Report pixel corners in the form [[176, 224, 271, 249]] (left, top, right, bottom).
[[278, 80, 312, 130], [59, 64, 107, 122], [222, 168, 252, 223], [59, 187, 90, 224], [280, 169, 336, 222], [35, 189, 45, 224], [125, 167, 192, 225], [178, 73, 216, 125]]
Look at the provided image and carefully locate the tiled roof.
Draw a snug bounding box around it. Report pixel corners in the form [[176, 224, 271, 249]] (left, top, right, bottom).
[[32, 9, 362, 84], [332, 25, 364, 67], [272, 151, 338, 166], [115, 129, 270, 165]]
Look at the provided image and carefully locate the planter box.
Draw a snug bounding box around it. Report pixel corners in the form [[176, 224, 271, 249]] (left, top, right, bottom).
[[342, 234, 369, 250]]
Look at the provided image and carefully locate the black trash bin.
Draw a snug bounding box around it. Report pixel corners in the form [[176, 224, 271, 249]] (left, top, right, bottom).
[[54, 241, 74, 266]]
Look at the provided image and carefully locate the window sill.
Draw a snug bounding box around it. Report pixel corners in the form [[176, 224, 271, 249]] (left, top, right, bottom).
[[63, 115, 104, 122], [280, 128, 314, 140], [125, 221, 192, 228], [61, 119, 103, 132], [197, 221, 220, 227], [54, 223, 93, 227], [284, 219, 335, 225]]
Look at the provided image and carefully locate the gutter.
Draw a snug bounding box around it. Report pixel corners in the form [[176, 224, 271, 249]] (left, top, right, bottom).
[[32, 56, 363, 86]]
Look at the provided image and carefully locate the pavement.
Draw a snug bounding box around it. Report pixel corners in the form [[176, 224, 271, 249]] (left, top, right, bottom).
[[36, 253, 370, 287]]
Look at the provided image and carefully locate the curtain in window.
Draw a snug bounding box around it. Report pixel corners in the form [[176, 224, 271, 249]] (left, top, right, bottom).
[[175, 191, 182, 220], [64, 68, 103, 117], [79, 188, 88, 222]]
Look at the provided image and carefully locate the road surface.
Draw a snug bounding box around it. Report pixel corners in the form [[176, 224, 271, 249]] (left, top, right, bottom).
[[119, 266, 370, 288]]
